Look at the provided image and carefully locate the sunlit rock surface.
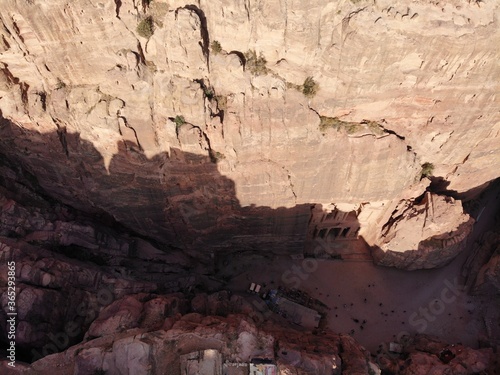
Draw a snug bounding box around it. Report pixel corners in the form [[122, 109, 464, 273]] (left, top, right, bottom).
[[372, 193, 474, 270]]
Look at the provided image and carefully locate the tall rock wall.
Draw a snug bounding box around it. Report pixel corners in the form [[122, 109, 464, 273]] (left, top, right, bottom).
[[0, 0, 499, 263]]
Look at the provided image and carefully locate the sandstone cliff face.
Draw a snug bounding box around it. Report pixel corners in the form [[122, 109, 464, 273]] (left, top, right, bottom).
[[465, 223, 500, 296], [1, 0, 499, 265], [373, 192, 474, 269]]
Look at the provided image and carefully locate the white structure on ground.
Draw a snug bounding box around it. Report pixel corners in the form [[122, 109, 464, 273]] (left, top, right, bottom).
[[180, 349, 222, 375], [181, 350, 277, 375], [249, 362, 278, 375]]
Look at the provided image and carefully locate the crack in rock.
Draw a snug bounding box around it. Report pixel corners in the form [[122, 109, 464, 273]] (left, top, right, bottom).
[[175, 5, 210, 71]]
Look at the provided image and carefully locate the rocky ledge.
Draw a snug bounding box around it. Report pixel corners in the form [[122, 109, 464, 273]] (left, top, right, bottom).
[[1, 288, 497, 375]]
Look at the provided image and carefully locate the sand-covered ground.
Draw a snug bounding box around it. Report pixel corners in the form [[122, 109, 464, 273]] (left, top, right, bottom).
[[225, 253, 492, 353], [224, 184, 500, 353]]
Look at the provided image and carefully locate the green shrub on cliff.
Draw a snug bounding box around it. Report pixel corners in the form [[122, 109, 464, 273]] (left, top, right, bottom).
[[137, 16, 154, 38], [209, 150, 225, 163], [173, 115, 186, 135], [421, 162, 434, 178], [244, 50, 268, 75], [55, 78, 66, 90], [211, 40, 222, 55], [302, 76, 318, 97], [174, 115, 185, 128], [204, 88, 214, 100]]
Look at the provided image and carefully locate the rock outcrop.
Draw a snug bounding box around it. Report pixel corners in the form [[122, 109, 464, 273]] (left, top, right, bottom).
[[0, 238, 159, 356], [377, 334, 497, 375], [475, 252, 500, 295], [373, 192, 474, 270], [464, 220, 500, 295], [0, 154, 201, 287]]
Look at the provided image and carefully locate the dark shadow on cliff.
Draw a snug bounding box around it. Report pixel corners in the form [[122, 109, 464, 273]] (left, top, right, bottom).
[[2, 116, 498, 362], [426, 175, 500, 220], [0, 116, 371, 361], [0, 116, 370, 261]]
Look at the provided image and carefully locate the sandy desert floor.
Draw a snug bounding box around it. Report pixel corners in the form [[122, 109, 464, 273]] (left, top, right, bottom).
[[226, 253, 496, 353], [223, 184, 500, 353]]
